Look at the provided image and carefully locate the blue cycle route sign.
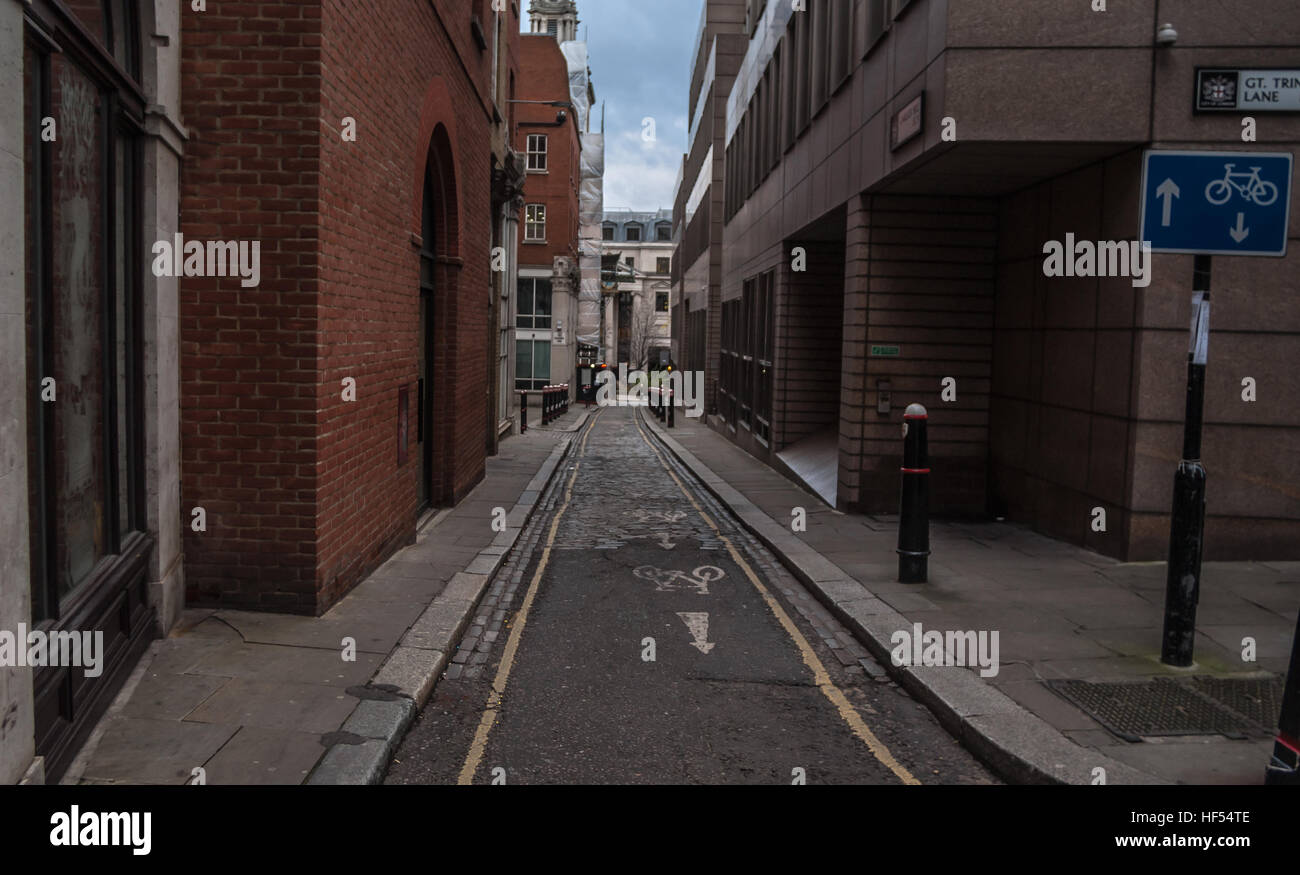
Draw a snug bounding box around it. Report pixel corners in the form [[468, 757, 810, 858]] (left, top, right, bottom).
[[1140, 150, 1293, 256]]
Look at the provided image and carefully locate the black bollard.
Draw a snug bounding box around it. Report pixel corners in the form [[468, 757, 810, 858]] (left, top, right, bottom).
[[897, 403, 930, 583], [668, 387, 675, 428], [1266, 612, 1300, 785], [519, 390, 528, 433]]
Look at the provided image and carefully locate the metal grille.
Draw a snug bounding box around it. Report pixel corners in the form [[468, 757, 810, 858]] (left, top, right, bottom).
[[1192, 676, 1285, 732], [1047, 677, 1281, 742]]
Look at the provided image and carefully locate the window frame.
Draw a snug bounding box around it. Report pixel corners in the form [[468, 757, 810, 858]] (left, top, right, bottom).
[[524, 203, 546, 242], [526, 133, 548, 172]]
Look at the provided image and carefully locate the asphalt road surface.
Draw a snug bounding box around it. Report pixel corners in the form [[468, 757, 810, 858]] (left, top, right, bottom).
[[386, 406, 996, 785]]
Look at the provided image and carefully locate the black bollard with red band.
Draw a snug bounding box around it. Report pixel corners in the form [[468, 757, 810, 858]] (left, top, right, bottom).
[[1265, 612, 1300, 785], [897, 403, 930, 584]]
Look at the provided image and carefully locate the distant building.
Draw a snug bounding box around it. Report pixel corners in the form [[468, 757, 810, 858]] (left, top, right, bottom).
[[677, 0, 1300, 562], [514, 33, 584, 400], [527, 0, 580, 43], [603, 210, 675, 368]]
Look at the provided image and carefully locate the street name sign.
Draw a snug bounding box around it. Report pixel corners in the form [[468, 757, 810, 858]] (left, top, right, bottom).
[[1196, 69, 1300, 113], [1140, 150, 1293, 256]]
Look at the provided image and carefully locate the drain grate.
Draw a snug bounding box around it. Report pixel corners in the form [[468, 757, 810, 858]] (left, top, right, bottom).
[[1191, 676, 1284, 731], [1046, 677, 1280, 742]]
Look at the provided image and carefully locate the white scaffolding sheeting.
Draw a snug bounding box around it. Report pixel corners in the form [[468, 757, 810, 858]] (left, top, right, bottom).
[[562, 41, 590, 134], [575, 131, 604, 348]]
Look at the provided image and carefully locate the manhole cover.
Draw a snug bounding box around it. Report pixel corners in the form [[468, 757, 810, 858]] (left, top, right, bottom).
[[1191, 676, 1284, 731], [1046, 678, 1274, 742]]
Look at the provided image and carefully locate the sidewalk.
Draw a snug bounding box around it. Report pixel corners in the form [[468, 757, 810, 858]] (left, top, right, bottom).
[[62, 409, 587, 785], [641, 409, 1298, 785]]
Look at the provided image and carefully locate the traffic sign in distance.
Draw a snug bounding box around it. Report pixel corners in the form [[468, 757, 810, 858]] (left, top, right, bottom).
[[1140, 150, 1293, 256]]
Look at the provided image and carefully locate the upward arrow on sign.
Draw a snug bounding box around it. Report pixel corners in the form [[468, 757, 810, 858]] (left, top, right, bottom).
[[1156, 178, 1181, 227]]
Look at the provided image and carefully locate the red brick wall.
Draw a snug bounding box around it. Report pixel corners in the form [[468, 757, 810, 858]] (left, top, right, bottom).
[[514, 35, 580, 270], [180, 1, 324, 613], [180, 1, 501, 613]]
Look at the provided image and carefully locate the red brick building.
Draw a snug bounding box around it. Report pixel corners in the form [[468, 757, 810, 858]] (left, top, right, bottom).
[[514, 33, 583, 394], [180, 1, 524, 614]]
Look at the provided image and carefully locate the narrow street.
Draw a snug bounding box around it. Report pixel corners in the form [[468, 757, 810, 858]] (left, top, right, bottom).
[[387, 407, 995, 785]]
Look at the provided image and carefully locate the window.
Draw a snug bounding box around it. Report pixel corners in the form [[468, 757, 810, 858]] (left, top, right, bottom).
[[656, 257, 670, 275], [526, 134, 548, 172], [602, 225, 615, 240], [624, 256, 634, 269], [656, 223, 671, 241], [517, 277, 553, 328], [26, 0, 147, 619], [656, 292, 670, 312], [795, 7, 811, 133], [547, 19, 558, 36], [525, 203, 546, 241], [626, 225, 641, 241], [24, 0, 155, 779], [754, 272, 774, 444], [719, 299, 740, 426], [864, 0, 889, 54], [831, 1, 852, 92], [810, 0, 829, 114], [516, 339, 552, 390]]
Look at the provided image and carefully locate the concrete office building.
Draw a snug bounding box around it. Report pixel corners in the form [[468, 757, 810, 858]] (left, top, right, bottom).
[[672, 0, 750, 410], [602, 210, 674, 367], [688, 0, 1300, 561]]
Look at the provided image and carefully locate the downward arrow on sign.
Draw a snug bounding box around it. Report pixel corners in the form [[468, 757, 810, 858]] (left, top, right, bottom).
[[677, 612, 714, 654], [1229, 212, 1250, 243]]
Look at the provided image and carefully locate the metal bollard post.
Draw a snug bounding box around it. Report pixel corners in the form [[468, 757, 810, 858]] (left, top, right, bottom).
[[519, 390, 528, 433], [668, 387, 674, 428], [1266, 612, 1300, 785], [897, 403, 930, 583]]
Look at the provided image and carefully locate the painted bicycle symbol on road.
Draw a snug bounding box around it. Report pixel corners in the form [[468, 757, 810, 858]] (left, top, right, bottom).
[[633, 564, 724, 595], [1205, 163, 1279, 207]]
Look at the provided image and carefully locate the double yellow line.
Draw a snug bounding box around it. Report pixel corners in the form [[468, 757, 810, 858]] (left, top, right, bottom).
[[457, 411, 600, 784]]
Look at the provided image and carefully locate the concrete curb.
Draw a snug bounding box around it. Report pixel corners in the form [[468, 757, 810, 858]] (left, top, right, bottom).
[[307, 437, 575, 785], [638, 409, 1165, 786]]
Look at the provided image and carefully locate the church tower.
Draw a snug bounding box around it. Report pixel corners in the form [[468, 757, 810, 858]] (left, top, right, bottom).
[[527, 0, 579, 43]]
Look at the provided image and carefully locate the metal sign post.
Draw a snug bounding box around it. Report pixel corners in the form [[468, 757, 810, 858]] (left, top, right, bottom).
[[1161, 260, 1211, 667], [1139, 149, 1293, 667]]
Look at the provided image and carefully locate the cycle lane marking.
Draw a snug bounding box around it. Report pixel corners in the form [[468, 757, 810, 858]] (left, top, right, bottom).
[[633, 411, 922, 786]]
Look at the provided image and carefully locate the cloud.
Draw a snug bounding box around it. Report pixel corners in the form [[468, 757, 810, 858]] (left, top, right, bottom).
[[525, 1, 701, 210]]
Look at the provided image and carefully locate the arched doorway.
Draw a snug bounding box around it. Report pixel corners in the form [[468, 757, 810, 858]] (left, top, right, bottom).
[[417, 126, 456, 509]]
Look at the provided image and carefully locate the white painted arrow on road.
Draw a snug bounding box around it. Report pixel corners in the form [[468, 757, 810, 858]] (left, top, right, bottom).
[[677, 612, 714, 654], [1229, 212, 1250, 243], [1156, 178, 1180, 226]]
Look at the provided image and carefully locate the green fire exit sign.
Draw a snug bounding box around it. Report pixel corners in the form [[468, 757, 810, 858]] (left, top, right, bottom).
[[870, 345, 901, 357]]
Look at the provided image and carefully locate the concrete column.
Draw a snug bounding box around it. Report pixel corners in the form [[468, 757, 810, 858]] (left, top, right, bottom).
[[0, 0, 35, 787], [140, 0, 186, 633]]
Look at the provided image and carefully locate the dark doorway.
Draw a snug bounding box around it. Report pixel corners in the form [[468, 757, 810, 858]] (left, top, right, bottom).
[[418, 161, 437, 510]]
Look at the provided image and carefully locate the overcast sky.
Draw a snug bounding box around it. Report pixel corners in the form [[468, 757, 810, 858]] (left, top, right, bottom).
[[524, 1, 700, 212]]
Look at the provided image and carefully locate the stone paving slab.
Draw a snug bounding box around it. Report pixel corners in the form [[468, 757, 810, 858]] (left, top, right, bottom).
[[63, 413, 580, 786], [640, 409, 1298, 785]]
